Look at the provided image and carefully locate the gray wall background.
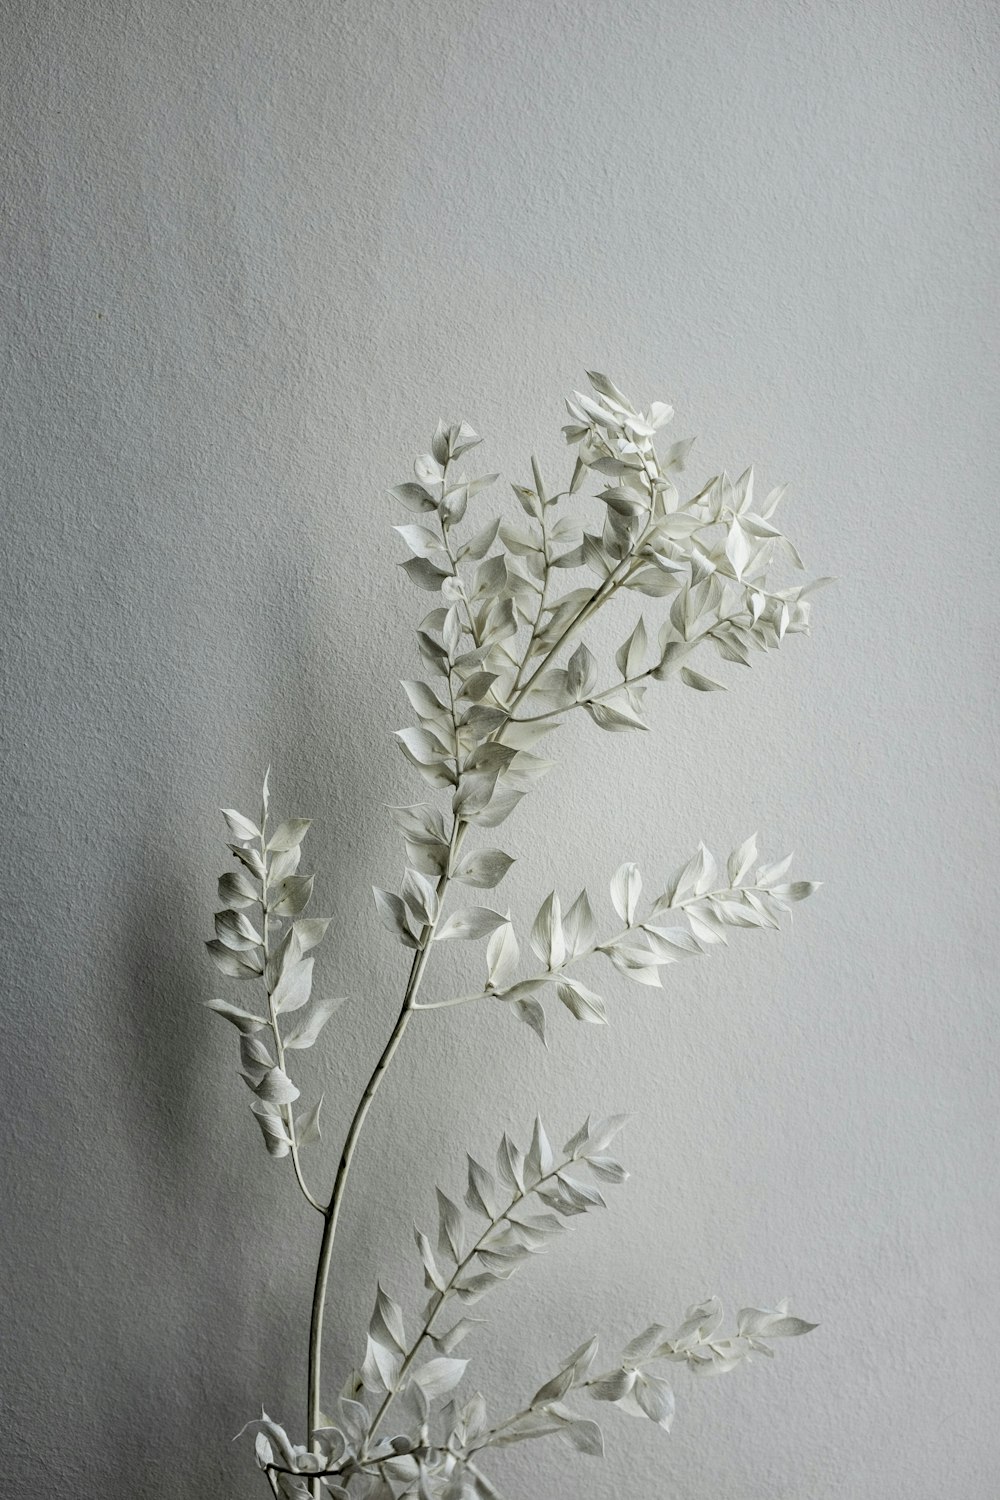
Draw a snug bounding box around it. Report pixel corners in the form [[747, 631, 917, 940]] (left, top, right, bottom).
[[2, 1, 997, 1496]]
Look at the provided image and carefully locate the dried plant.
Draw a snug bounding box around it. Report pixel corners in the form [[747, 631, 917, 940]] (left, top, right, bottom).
[[204, 373, 826, 1497]]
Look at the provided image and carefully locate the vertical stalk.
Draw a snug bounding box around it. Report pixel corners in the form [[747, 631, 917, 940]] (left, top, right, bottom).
[[306, 822, 464, 1475]]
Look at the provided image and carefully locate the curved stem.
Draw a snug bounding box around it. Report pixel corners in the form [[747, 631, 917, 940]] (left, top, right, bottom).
[[306, 985, 416, 1450], [306, 819, 464, 1472]]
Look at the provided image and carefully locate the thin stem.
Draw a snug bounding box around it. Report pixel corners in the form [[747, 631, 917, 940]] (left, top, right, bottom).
[[306, 818, 464, 1474], [502, 481, 657, 716], [509, 663, 659, 726]]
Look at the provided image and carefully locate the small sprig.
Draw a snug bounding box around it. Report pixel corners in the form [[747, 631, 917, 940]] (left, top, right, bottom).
[[457, 1296, 817, 1468], [414, 838, 819, 1037], [204, 773, 345, 1210]]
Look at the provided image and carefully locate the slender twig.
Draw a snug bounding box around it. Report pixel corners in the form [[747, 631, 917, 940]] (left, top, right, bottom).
[[364, 1155, 577, 1444], [306, 816, 465, 1478]]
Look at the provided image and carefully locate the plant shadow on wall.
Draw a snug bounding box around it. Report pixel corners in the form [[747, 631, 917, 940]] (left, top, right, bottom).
[[202, 374, 829, 1499], [112, 840, 261, 1495]]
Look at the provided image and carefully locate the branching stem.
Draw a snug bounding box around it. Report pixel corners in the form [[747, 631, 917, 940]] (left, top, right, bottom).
[[304, 450, 663, 1486], [364, 1155, 577, 1444]]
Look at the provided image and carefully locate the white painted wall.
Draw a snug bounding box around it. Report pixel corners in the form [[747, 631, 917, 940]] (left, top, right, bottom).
[[2, 1, 997, 1495]]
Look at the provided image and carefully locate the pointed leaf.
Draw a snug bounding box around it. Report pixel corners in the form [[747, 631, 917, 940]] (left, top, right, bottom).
[[267, 819, 311, 853], [223, 809, 260, 842]]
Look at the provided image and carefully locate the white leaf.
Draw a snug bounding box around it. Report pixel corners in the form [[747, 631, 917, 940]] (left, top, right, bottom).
[[249, 1100, 292, 1157], [563, 889, 598, 958], [453, 849, 515, 889], [767, 880, 821, 904], [525, 1118, 554, 1184], [589, 1114, 628, 1151], [589, 1367, 635, 1402], [434, 1317, 483, 1354], [293, 917, 331, 952], [239, 1034, 272, 1084], [401, 556, 450, 591], [283, 997, 346, 1050], [436, 1189, 464, 1261], [584, 696, 648, 732], [254, 1067, 300, 1107], [373, 887, 418, 948], [671, 1296, 724, 1350], [496, 1134, 525, 1193], [402, 866, 440, 925], [610, 863, 642, 924], [362, 1333, 401, 1394], [390, 481, 436, 512], [294, 1095, 324, 1146], [530, 891, 565, 968], [435, 907, 507, 942], [394, 523, 446, 559], [486, 919, 519, 988], [557, 978, 607, 1023], [681, 668, 726, 692], [642, 924, 703, 959], [415, 1228, 446, 1292], [203, 998, 264, 1034], [724, 519, 753, 581], [218, 869, 258, 909], [267, 819, 311, 853], [409, 1357, 468, 1402], [511, 995, 547, 1046], [271, 956, 314, 1015], [465, 1156, 497, 1218], [614, 617, 647, 679], [223, 808, 260, 842], [559, 1418, 605, 1457], [268, 844, 301, 883], [566, 643, 598, 700], [214, 908, 262, 951], [586, 1155, 628, 1184], [415, 451, 444, 485], [205, 940, 262, 979], [230, 843, 266, 879], [371, 1283, 407, 1351], [635, 1373, 675, 1430], [621, 1324, 668, 1362], [669, 843, 717, 904], [727, 833, 758, 887], [755, 853, 794, 887], [270, 874, 315, 918]]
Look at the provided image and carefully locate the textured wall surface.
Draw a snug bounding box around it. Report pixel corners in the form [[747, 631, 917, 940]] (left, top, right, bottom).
[[2, 2, 997, 1496]]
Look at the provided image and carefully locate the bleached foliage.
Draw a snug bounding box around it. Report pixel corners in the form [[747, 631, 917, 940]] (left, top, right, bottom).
[[205, 374, 824, 1497]]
